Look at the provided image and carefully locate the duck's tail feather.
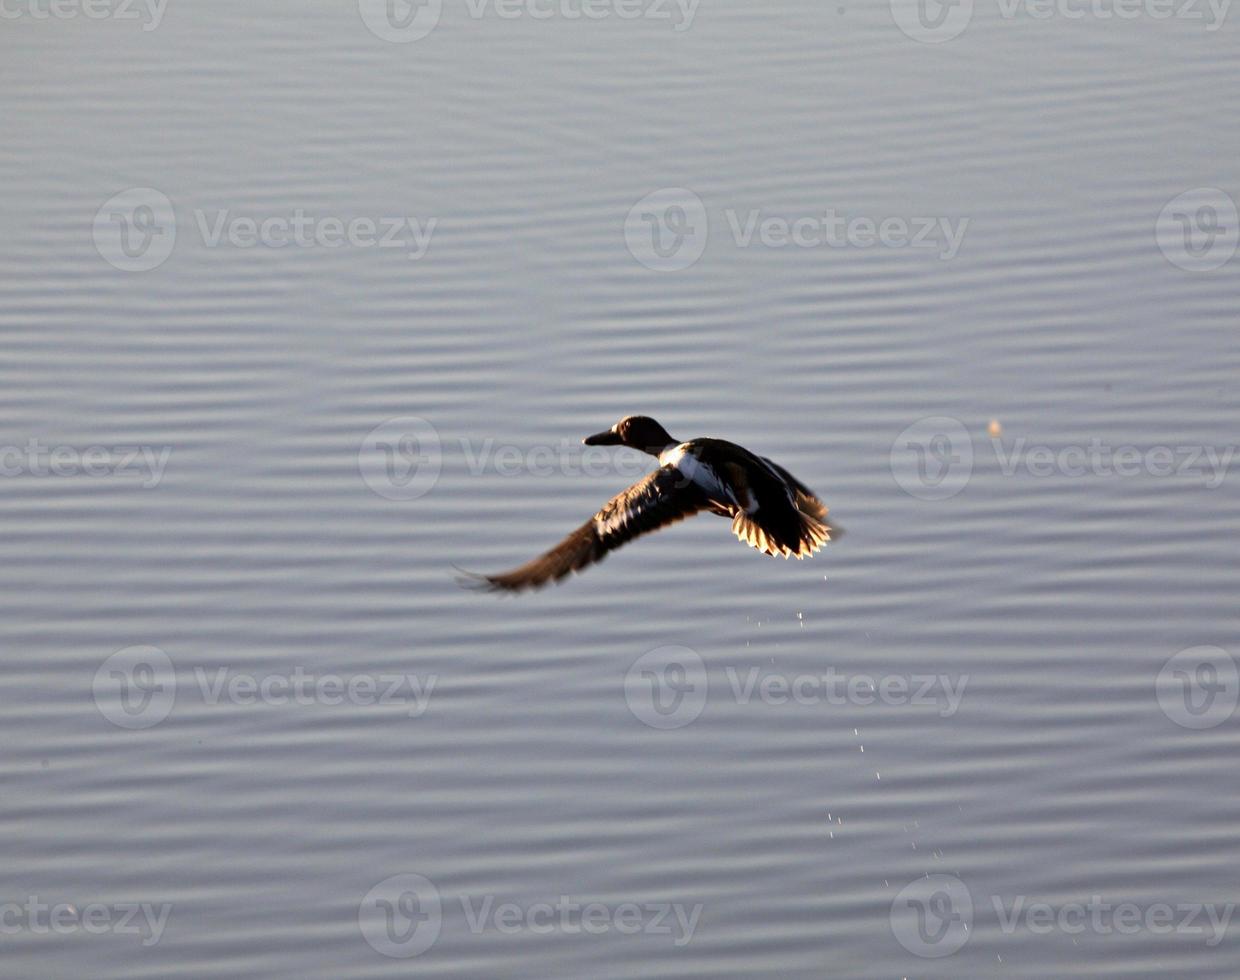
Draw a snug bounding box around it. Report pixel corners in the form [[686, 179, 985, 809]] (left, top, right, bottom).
[[731, 506, 833, 559]]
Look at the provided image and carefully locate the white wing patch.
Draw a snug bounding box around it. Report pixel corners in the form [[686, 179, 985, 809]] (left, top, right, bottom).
[[659, 444, 728, 503], [658, 444, 688, 467]]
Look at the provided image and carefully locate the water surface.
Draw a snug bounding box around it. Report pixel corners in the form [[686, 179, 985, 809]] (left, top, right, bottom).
[[2, 2, 1239, 977]]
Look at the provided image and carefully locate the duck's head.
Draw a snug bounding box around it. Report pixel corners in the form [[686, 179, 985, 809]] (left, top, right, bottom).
[[583, 416, 676, 456]]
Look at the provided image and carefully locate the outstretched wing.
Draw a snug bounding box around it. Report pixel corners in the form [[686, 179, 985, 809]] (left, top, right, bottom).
[[760, 456, 827, 519], [466, 465, 709, 593]]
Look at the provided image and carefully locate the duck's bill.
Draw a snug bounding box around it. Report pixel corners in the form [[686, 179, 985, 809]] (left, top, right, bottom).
[[582, 430, 622, 446]]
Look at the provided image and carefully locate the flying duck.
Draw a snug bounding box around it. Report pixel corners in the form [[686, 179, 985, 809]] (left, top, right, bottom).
[[465, 416, 835, 593]]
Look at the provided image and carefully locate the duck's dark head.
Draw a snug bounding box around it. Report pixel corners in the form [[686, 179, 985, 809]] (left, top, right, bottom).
[[583, 416, 676, 456]]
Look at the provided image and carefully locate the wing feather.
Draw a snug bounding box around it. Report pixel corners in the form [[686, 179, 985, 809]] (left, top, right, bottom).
[[465, 465, 708, 593], [731, 509, 832, 559], [760, 456, 828, 520]]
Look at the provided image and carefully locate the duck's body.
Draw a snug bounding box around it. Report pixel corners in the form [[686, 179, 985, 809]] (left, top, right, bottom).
[[467, 416, 835, 593], [659, 436, 831, 554]]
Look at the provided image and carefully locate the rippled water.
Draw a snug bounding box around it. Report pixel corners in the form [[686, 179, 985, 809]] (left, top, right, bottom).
[[2, 2, 1239, 977]]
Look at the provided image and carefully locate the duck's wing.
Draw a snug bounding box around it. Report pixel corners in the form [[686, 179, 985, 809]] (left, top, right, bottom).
[[464, 465, 710, 593], [759, 456, 828, 519]]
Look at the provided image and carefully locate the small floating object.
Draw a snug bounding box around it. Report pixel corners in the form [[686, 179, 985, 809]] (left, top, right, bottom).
[[987, 419, 1002, 438]]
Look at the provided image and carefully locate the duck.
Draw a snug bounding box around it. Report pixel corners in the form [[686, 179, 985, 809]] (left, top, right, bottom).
[[464, 416, 835, 593]]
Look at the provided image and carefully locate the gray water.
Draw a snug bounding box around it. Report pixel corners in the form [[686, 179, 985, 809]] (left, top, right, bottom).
[[3, 2, 1240, 977]]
